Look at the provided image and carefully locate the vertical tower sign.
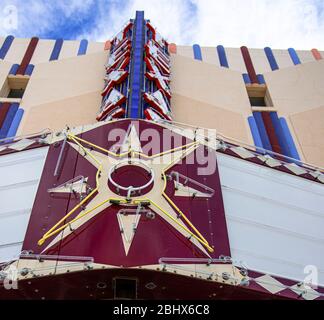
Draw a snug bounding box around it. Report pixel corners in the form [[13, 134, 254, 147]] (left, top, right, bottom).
[[98, 11, 172, 121]]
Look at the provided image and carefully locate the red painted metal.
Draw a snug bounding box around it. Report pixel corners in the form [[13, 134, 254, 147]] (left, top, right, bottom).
[[261, 112, 282, 154], [23, 120, 230, 264], [240, 46, 258, 84], [16, 37, 39, 75], [22, 139, 97, 253], [0, 268, 295, 300], [0, 103, 10, 128]]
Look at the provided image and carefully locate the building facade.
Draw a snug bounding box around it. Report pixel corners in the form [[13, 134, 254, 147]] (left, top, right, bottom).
[[0, 11, 323, 300]]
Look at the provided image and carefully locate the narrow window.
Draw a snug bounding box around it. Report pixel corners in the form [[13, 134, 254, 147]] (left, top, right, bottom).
[[246, 85, 273, 107], [0, 75, 29, 100]]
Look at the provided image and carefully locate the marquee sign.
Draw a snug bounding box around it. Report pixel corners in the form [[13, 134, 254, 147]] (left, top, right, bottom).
[[97, 12, 172, 122]]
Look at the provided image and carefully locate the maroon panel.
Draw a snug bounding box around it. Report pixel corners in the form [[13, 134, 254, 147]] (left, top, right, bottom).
[[23, 142, 81, 253], [46, 205, 207, 267], [0, 268, 293, 300], [0, 102, 10, 128], [79, 119, 191, 157], [28, 120, 230, 267], [16, 37, 39, 75], [261, 112, 282, 154], [164, 145, 231, 258], [240, 46, 258, 84]]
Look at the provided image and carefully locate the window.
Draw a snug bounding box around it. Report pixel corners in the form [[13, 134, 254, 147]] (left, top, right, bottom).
[[246, 85, 273, 107], [7, 89, 25, 99], [0, 75, 29, 100], [114, 278, 137, 299], [249, 96, 266, 107]]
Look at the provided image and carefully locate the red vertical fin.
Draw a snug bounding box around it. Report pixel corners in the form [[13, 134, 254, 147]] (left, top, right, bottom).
[[311, 48, 322, 60], [261, 112, 282, 154], [0, 103, 11, 128], [16, 37, 39, 75], [241, 46, 258, 84]]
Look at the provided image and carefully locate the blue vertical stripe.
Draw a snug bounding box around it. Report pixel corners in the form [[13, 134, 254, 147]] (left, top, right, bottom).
[[25, 64, 34, 76], [77, 39, 88, 56], [9, 63, 19, 75], [264, 47, 279, 71], [279, 118, 300, 160], [50, 39, 63, 61], [0, 103, 19, 139], [0, 35, 14, 59], [269, 112, 290, 157], [6, 108, 24, 138], [257, 74, 266, 84], [248, 116, 263, 149], [193, 44, 202, 60], [288, 48, 301, 65], [216, 45, 229, 68], [253, 112, 272, 151], [243, 73, 251, 84], [129, 11, 145, 118]]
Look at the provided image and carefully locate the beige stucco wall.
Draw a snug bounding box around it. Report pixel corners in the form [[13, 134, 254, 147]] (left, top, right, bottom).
[[176, 45, 193, 59], [264, 59, 324, 167], [87, 41, 105, 54], [264, 59, 324, 115], [0, 37, 104, 64], [20, 91, 101, 134], [289, 106, 324, 167], [18, 51, 107, 135], [30, 39, 56, 65], [1, 35, 322, 166], [4, 38, 29, 64], [0, 60, 12, 88], [171, 54, 251, 114], [200, 47, 220, 66], [297, 50, 315, 64], [224, 47, 247, 73], [172, 93, 250, 143], [170, 54, 252, 144], [176, 45, 323, 74], [248, 48, 272, 74]]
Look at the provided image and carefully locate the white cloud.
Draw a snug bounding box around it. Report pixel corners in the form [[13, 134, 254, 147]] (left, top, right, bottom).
[[80, 0, 196, 44], [1, 0, 324, 50], [190, 0, 324, 50], [0, 0, 95, 38], [82, 0, 324, 50]]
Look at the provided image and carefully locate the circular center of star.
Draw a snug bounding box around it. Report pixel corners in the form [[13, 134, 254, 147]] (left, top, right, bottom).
[[108, 158, 154, 197]]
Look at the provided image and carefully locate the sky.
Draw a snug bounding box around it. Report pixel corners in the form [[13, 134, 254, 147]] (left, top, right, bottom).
[[0, 0, 324, 49]]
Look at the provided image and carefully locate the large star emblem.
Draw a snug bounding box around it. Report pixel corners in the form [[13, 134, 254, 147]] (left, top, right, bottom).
[[39, 124, 214, 257]]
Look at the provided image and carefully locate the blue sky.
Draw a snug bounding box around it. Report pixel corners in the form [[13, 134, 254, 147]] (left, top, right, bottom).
[[1, 0, 324, 49]]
